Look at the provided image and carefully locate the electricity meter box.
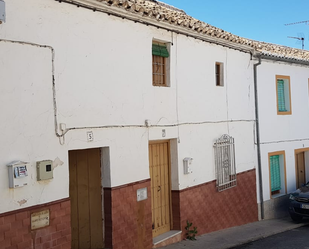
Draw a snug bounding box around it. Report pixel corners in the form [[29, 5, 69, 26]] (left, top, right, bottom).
[[37, 160, 53, 181], [183, 157, 193, 174], [7, 161, 29, 188]]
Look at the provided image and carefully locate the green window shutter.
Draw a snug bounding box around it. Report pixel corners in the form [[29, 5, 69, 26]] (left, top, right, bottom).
[[277, 80, 287, 112], [270, 155, 281, 192], [152, 44, 169, 58]]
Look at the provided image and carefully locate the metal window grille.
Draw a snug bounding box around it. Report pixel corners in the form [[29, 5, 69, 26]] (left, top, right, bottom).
[[214, 134, 237, 192]]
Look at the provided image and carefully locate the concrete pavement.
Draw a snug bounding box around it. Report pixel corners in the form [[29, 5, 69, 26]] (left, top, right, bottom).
[[162, 216, 309, 249]]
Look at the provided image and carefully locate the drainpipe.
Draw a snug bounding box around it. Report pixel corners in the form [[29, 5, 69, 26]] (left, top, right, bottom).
[[253, 55, 264, 220]]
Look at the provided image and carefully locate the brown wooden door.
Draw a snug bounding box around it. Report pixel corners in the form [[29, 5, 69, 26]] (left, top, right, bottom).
[[149, 142, 171, 237], [296, 152, 306, 188], [69, 148, 104, 249]]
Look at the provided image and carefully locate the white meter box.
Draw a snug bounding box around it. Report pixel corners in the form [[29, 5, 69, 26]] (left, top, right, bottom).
[[37, 160, 53, 181], [7, 161, 29, 188], [183, 157, 193, 174]]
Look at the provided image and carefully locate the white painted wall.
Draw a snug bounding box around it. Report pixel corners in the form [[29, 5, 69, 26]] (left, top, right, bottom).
[[0, 0, 257, 213], [0, 41, 69, 212], [257, 60, 309, 201]]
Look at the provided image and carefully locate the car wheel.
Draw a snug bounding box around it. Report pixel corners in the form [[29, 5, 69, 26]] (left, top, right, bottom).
[[290, 214, 303, 223]]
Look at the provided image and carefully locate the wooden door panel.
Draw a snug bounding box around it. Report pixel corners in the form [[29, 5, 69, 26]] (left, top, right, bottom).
[[88, 149, 104, 248], [77, 151, 91, 249], [297, 152, 306, 188], [69, 148, 104, 249], [149, 142, 171, 237], [162, 142, 169, 228], [153, 144, 160, 231], [69, 151, 79, 249], [149, 145, 155, 229]]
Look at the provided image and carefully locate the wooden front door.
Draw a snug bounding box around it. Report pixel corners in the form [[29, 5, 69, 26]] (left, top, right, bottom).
[[296, 152, 306, 188], [69, 148, 104, 249], [149, 141, 171, 237]]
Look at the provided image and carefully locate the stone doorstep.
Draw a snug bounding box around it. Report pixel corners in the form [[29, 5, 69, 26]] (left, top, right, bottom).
[[153, 230, 182, 248]]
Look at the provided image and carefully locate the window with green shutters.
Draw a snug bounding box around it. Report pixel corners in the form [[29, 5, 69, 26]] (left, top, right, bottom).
[[269, 151, 286, 197], [277, 80, 286, 112], [276, 75, 291, 115], [270, 155, 281, 192], [152, 44, 169, 58]]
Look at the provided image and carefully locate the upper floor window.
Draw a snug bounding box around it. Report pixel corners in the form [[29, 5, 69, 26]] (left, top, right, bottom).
[[276, 75, 291, 115], [215, 62, 224, 86], [152, 42, 169, 87]]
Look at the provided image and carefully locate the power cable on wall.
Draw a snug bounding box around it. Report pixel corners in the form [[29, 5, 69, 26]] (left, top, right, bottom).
[[59, 119, 255, 136], [0, 39, 63, 144], [259, 138, 309, 145], [1, 39, 256, 146]]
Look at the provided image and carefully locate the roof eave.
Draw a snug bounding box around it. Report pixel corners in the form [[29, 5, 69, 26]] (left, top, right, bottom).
[[57, 0, 254, 54], [254, 52, 309, 66]]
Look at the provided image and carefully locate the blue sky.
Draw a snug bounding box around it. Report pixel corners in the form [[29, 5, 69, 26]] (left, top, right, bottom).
[[160, 0, 309, 50]]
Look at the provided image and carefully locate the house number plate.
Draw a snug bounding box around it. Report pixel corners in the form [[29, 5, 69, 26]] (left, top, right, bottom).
[[87, 131, 94, 142]]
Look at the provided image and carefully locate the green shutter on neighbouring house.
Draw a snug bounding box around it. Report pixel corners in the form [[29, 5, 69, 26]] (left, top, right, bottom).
[[270, 155, 281, 192], [152, 44, 169, 58], [277, 79, 287, 112]]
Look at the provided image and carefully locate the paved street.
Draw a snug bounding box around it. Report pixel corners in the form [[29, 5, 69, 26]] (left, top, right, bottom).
[[162, 217, 309, 249], [230, 225, 309, 249]]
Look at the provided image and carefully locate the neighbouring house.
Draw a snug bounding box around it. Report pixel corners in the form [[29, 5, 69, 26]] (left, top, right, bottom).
[[253, 46, 309, 219], [1, 0, 308, 249]]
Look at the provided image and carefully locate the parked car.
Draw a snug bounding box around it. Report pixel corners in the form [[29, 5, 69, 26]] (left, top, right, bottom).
[[289, 182, 309, 222]]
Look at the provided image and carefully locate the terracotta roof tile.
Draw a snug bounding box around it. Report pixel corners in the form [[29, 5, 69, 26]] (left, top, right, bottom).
[[96, 0, 309, 62]]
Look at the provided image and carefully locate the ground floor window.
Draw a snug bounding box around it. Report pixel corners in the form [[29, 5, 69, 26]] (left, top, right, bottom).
[[268, 151, 287, 197], [214, 134, 237, 192]]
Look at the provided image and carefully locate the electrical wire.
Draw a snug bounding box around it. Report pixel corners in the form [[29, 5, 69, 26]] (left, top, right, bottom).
[[260, 138, 309, 145], [0, 39, 63, 143], [60, 119, 255, 137]]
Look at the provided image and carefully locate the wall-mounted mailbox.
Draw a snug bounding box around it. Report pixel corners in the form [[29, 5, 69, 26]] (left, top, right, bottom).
[[37, 160, 53, 181], [7, 160, 29, 188], [183, 157, 193, 174]]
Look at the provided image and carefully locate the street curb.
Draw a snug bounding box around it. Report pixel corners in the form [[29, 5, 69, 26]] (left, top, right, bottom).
[[162, 217, 309, 249], [226, 222, 308, 249]]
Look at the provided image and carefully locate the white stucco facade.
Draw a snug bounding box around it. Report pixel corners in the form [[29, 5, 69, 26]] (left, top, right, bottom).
[[0, 0, 256, 216], [257, 59, 309, 218]]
